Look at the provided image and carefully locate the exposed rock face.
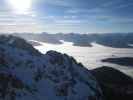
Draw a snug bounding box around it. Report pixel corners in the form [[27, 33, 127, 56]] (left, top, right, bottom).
[[0, 35, 41, 56], [0, 35, 103, 100], [91, 66, 133, 100]]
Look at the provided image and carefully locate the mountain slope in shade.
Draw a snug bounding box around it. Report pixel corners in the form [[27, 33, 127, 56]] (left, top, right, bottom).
[[91, 66, 133, 100], [0, 35, 103, 100]]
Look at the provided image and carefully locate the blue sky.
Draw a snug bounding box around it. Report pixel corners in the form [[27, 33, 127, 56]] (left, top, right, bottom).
[[0, 0, 133, 33]]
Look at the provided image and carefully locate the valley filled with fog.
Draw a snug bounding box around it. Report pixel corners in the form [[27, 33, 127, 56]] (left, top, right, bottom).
[[1, 0, 133, 99], [34, 40, 133, 77]]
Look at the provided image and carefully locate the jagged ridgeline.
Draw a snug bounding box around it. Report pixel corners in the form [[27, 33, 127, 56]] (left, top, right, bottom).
[[0, 35, 103, 100]]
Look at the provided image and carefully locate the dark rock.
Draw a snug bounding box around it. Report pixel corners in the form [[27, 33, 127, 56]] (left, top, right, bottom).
[[102, 57, 133, 66], [91, 66, 133, 100]]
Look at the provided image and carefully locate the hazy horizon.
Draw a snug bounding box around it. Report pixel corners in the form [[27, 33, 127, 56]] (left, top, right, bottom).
[[1, 31, 133, 34]]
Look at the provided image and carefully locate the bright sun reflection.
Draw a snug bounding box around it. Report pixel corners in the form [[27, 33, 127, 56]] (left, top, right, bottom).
[[9, 0, 32, 14]]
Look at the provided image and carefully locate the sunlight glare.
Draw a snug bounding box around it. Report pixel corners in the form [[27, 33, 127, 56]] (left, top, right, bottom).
[[9, 0, 32, 14]]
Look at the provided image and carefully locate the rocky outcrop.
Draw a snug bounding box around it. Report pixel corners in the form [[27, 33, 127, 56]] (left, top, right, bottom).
[[91, 66, 133, 100], [0, 35, 103, 100]]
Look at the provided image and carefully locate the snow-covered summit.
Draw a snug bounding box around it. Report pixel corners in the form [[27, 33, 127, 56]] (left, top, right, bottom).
[[0, 35, 103, 100], [0, 35, 40, 56]]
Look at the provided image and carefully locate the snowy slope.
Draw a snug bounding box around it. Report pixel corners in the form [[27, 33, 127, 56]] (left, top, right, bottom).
[[0, 35, 103, 100]]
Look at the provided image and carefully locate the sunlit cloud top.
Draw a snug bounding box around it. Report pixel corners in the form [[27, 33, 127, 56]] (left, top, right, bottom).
[[0, 0, 133, 33]]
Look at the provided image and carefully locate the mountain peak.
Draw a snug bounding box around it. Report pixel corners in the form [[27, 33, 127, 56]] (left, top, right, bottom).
[[0, 35, 103, 100]]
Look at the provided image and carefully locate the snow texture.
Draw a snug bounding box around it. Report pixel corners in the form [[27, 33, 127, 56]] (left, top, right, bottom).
[[0, 35, 103, 100]]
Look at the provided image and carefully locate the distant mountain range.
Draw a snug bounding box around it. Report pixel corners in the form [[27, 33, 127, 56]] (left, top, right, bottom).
[[12, 32, 133, 48], [102, 57, 133, 67]]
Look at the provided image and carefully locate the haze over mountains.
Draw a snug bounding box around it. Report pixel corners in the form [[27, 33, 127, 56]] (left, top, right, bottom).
[[12, 32, 133, 48], [0, 0, 133, 99]]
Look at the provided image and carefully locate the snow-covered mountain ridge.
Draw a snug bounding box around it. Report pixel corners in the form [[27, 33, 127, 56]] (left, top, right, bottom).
[[0, 35, 102, 100]]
